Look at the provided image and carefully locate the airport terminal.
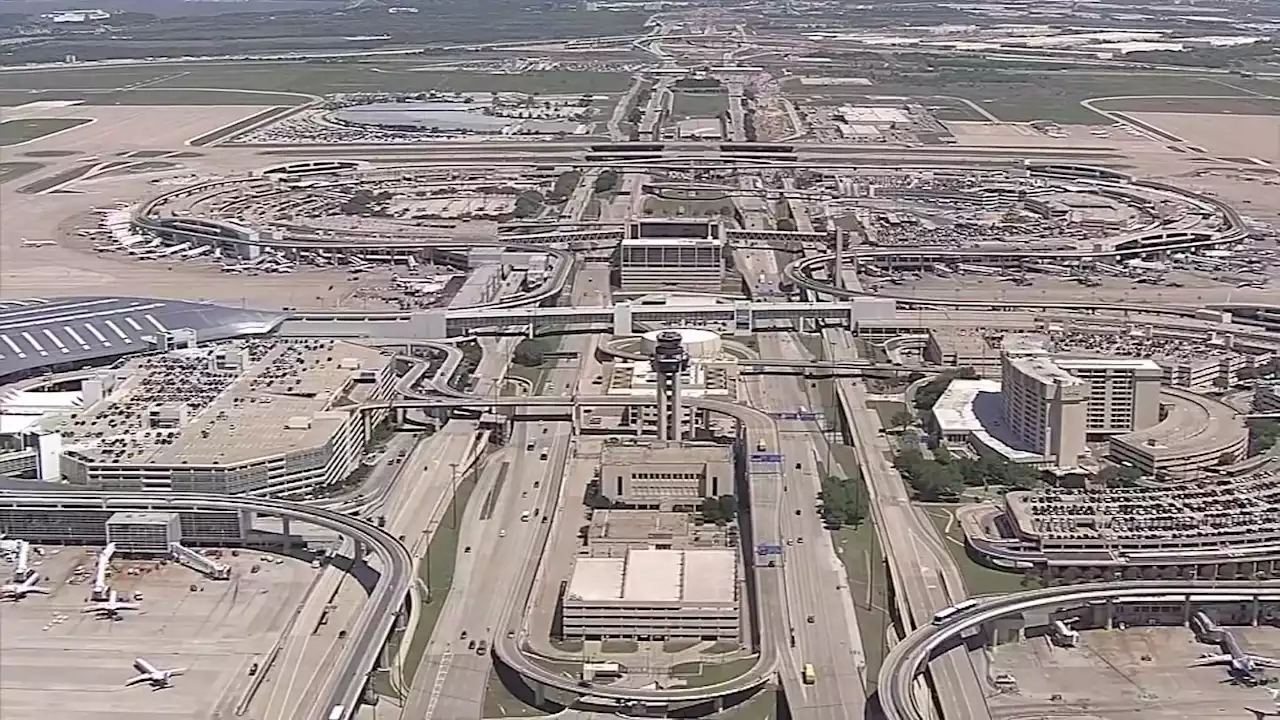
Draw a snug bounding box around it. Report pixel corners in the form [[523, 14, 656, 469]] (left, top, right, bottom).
[[5, 24, 1280, 720]]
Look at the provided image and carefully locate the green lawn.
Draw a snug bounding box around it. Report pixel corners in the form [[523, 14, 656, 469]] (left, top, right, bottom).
[[0, 64, 633, 99], [670, 90, 728, 119], [482, 668, 551, 718], [1093, 96, 1280, 115], [832, 522, 891, 691], [920, 504, 1030, 595], [788, 70, 1275, 124], [0, 117, 90, 146], [399, 465, 482, 686], [669, 657, 758, 687], [600, 639, 638, 654]]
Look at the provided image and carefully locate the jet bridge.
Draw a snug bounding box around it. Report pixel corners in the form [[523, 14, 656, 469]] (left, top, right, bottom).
[[169, 542, 230, 580]]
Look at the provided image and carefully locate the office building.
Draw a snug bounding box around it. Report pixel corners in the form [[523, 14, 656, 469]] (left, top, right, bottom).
[[1000, 335, 1162, 467], [562, 548, 739, 640], [619, 219, 726, 293], [599, 440, 735, 511]]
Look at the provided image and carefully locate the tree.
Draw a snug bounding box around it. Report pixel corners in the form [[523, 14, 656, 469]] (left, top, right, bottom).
[[594, 169, 619, 194], [818, 475, 867, 528], [512, 190, 544, 219], [701, 495, 737, 525], [1096, 465, 1143, 486], [890, 409, 913, 429], [512, 339, 545, 368]]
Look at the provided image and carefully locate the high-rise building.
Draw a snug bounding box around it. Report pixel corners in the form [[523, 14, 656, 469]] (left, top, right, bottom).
[[1000, 335, 1162, 467]]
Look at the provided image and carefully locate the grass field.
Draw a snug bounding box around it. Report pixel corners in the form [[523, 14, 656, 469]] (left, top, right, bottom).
[[920, 504, 1029, 595], [0, 161, 45, 184], [669, 657, 758, 687], [0, 64, 633, 103], [399, 463, 482, 686], [670, 90, 728, 119], [834, 522, 891, 692], [0, 117, 90, 146], [1093, 96, 1280, 115], [482, 669, 550, 718], [787, 71, 1280, 123]]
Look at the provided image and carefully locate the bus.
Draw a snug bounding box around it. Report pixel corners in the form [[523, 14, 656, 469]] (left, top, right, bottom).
[[932, 599, 980, 625], [801, 663, 816, 685]]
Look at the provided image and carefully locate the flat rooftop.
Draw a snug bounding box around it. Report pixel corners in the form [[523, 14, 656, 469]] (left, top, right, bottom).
[[565, 548, 737, 605], [1111, 387, 1246, 460], [60, 339, 388, 466], [601, 440, 734, 467], [589, 509, 691, 541]]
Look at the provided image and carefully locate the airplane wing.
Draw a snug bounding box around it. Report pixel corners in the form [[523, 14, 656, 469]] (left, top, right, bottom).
[[134, 658, 157, 674], [124, 674, 153, 687], [1190, 654, 1232, 667], [169, 668, 188, 677], [116, 603, 140, 611], [1248, 655, 1280, 668]]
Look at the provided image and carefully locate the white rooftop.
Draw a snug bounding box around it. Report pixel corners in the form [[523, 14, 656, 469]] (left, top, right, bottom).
[[566, 549, 738, 604], [566, 557, 625, 601], [623, 549, 683, 602], [681, 550, 737, 603], [933, 378, 1045, 463]]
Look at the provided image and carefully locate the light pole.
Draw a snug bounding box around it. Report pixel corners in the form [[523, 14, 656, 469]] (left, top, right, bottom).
[[449, 462, 460, 528]]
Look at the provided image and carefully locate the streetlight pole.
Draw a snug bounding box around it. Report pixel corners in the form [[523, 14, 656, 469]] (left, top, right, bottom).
[[449, 462, 460, 528]]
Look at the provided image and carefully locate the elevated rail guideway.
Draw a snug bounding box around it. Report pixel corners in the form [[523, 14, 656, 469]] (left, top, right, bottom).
[[880, 581, 1280, 720]]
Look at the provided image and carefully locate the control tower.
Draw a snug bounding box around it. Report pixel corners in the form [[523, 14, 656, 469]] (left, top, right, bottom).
[[652, 330, 690, 441]]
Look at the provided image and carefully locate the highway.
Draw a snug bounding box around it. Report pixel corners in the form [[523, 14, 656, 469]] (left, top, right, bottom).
[[879, 581, 1280, 720], [823, 329, 992, 720], [0, 491, 411, 720], [747, 332, 870, 719], [406, 265, 603, 719]]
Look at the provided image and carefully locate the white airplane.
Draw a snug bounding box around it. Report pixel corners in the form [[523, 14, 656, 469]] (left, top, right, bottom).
[[83, 589, 140, 619], [21, 238, 57, 247], [0, 574, 49, 600], [125, 658, 186, 689]]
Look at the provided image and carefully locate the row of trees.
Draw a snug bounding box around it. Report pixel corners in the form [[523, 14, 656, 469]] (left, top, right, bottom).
[[1251, 420, 1280, 456], [699, 495, 737, 525], [912, 367, 979, 412], [895, 446, 1040, 501]]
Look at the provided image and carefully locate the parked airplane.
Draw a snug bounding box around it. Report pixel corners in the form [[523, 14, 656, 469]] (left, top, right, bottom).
[[0, 574, 48, 600], [125, 658, 187, 689], [83, 589, 140, 619], [1190, 611, 1280, 684], [21, 238, 57, 247]]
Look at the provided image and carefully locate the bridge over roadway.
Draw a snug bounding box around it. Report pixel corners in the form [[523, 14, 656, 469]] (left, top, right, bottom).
[[879, 581, 1280, 720]]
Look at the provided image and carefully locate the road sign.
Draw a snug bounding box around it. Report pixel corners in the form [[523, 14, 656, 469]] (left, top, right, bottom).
[[774, 412, 823, 422], [750, 453, 782, 463], [756, 543, 783, 556]]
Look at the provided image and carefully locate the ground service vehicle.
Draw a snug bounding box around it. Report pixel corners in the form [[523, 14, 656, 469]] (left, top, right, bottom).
[[802, 663, 816, 684]]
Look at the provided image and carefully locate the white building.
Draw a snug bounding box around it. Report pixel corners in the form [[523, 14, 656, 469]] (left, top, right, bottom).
[[562, 548, 739, 639]]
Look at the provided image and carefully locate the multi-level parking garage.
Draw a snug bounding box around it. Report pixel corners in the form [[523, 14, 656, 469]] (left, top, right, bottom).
[[967, 469, 1280, 577]]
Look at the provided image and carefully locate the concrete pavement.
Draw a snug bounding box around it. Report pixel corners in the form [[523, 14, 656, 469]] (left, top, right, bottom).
[[746, 333, 869, 720]]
